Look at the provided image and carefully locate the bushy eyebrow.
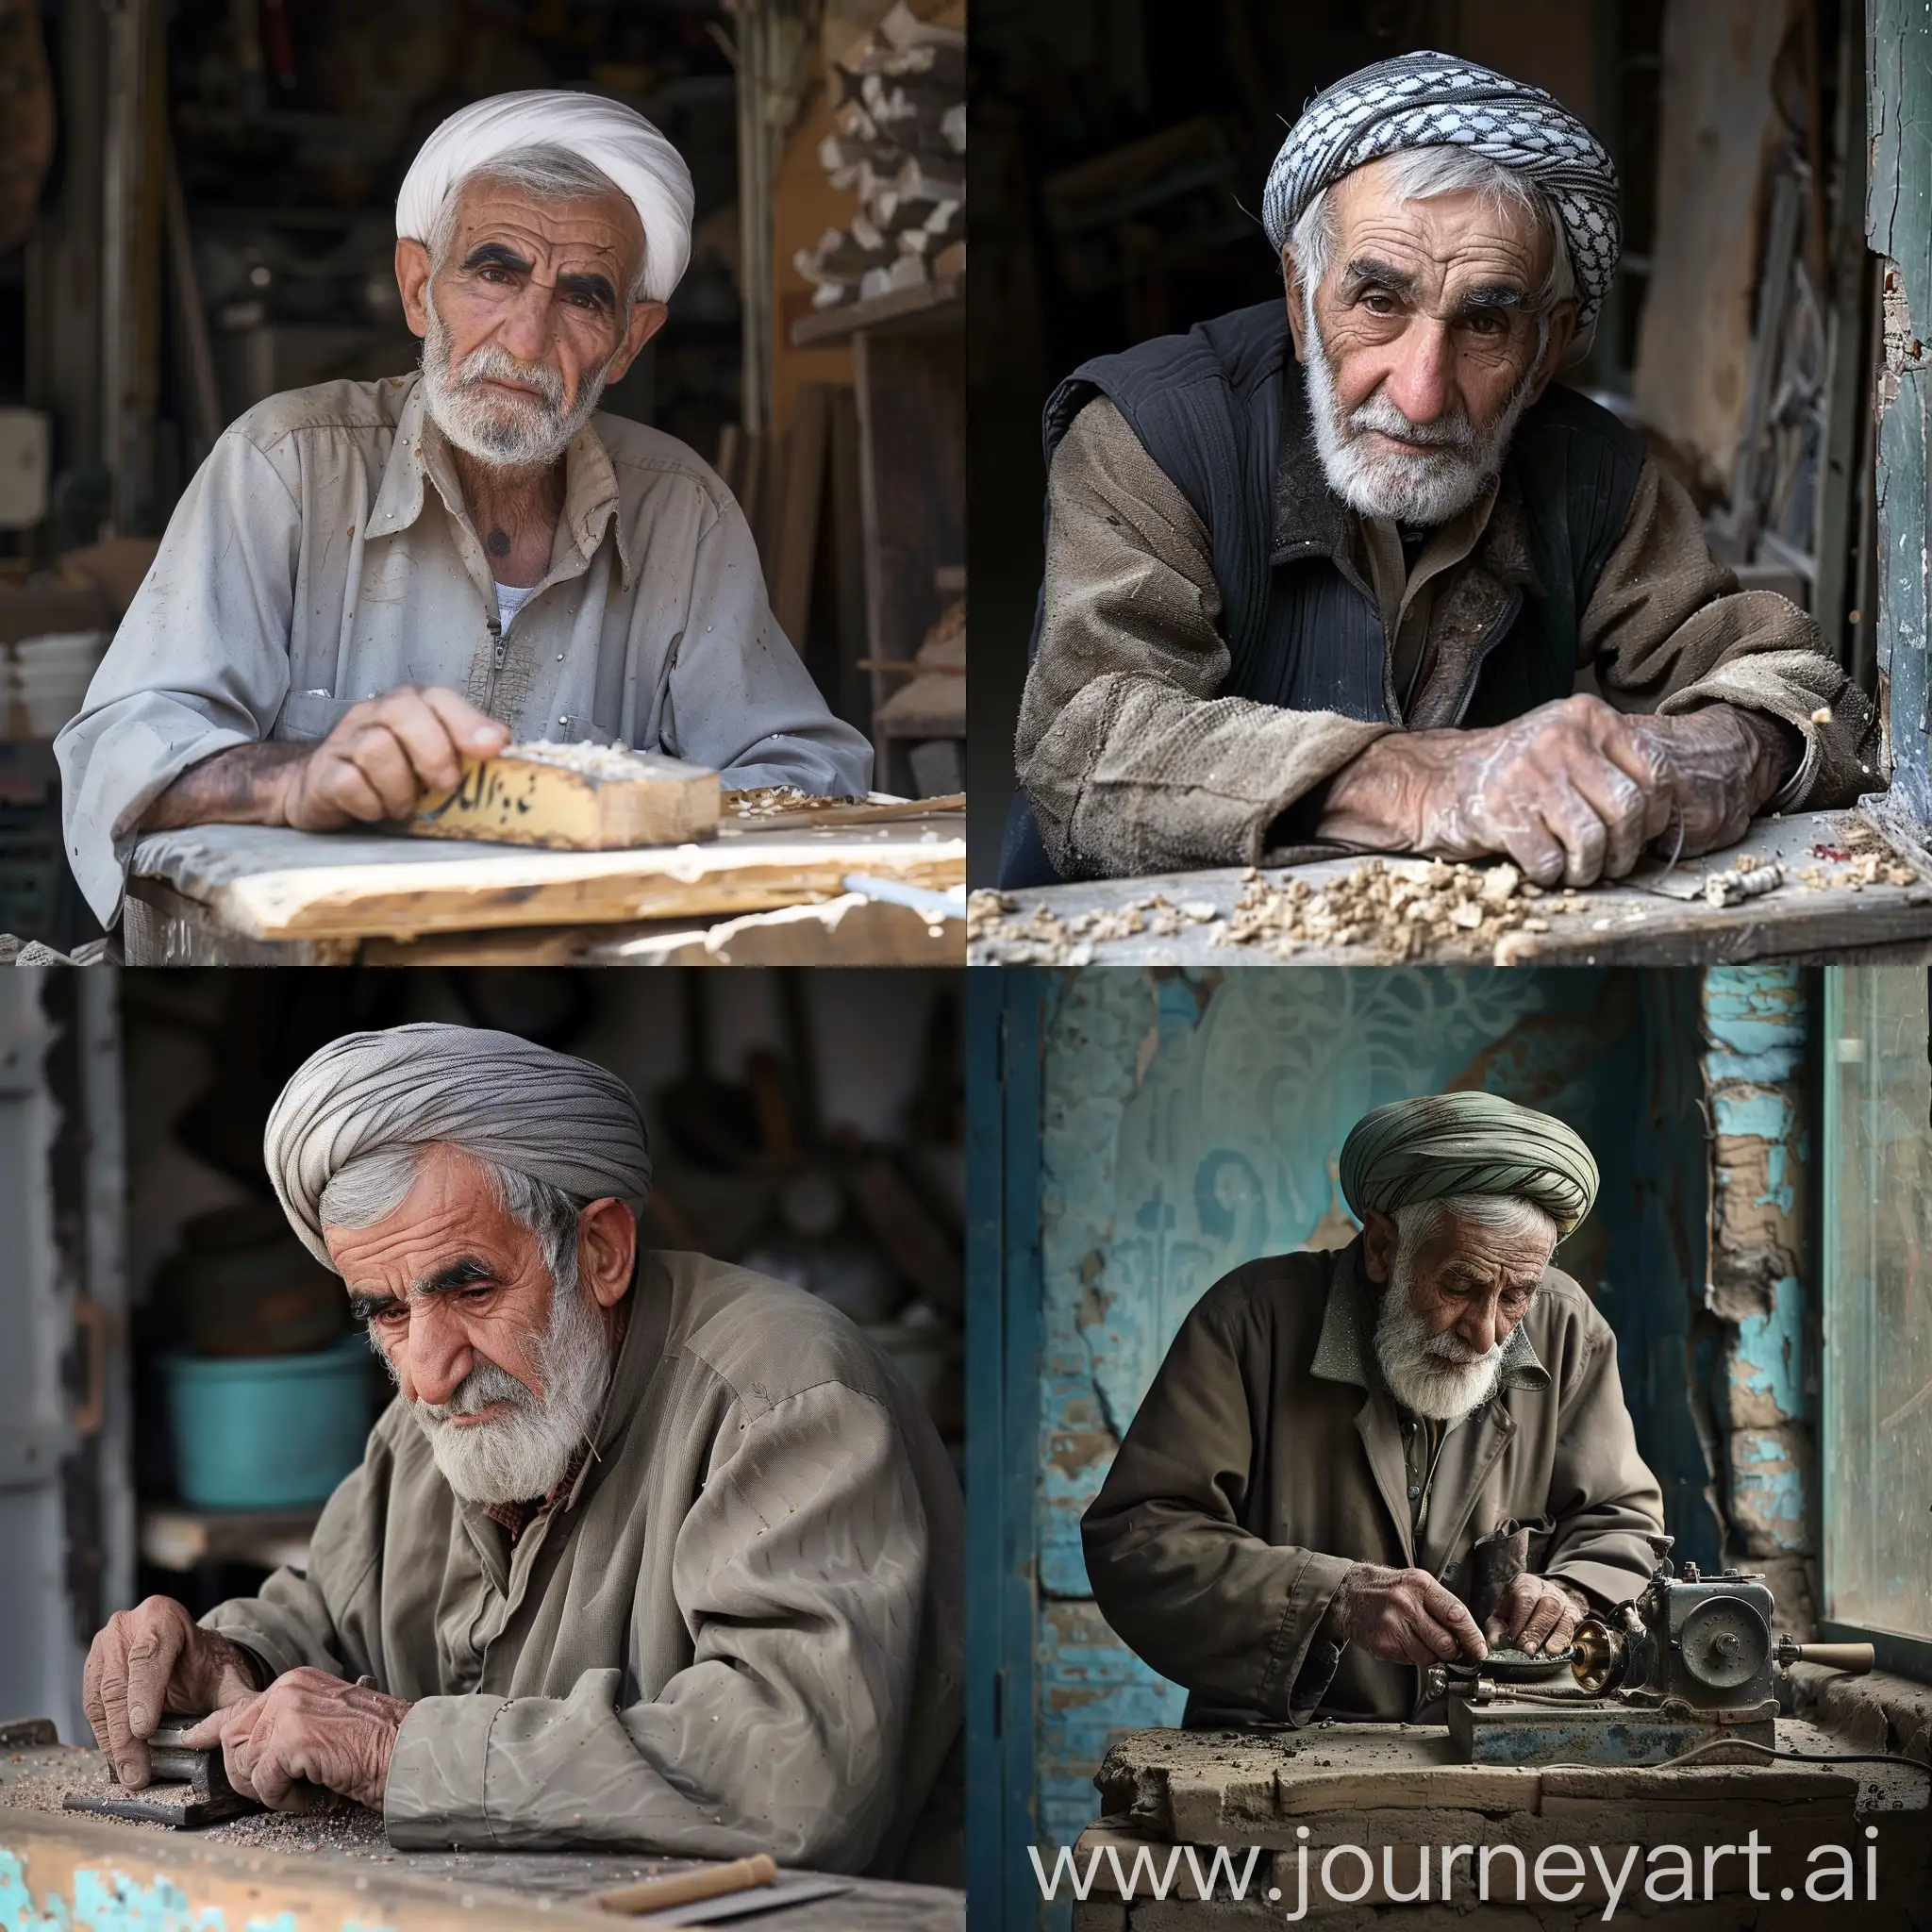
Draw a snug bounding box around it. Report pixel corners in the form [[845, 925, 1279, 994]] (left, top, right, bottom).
[[346, 1257, 495, 1324], [558, 270, 617, 312], [1341, 257, 1417, 301], [462, 241, 533, 276]]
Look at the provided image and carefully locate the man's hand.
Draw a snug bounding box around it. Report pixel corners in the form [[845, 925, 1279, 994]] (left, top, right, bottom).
[[1317, 694, 1794, 887], [1485, 1574, 1591, 1657], [141, 687, 510, 834], [181, 1669, 410, 1814], [1323, 1563, 1489, 1667], [83, 1596, 263, 1788]]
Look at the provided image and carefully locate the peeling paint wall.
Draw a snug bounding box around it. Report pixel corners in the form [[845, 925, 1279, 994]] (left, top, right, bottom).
[[1700, 967, 1818, 1628], [1031, 968, 1708, 1863], [1870, 0, 1932, 822]]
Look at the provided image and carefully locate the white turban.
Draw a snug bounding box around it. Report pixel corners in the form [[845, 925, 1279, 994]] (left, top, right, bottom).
[[265, 1023, 653, 1269], [396, 90, 695, 304]]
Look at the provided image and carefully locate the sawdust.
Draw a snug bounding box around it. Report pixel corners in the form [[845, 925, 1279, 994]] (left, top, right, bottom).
[[724, 784, 822, 819], [0, 1747, 390, 1857]]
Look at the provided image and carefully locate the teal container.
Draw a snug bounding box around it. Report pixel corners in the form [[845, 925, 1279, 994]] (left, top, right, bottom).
[[162, 1334, 374, 1509]]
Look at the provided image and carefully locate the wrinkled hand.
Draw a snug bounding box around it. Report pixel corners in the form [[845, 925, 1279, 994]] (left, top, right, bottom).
[[181, 1668, 410, 1813], [1486, 1574, 1591, 1657], [278, 685, 509, 829], [83, 1596, 262, 1788], [1320, 695, 1792, 888], [1323, 1563, 1489, 1667]]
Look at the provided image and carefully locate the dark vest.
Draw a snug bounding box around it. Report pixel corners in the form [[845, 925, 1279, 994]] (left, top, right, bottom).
[[1001, 301, 1646, 887]]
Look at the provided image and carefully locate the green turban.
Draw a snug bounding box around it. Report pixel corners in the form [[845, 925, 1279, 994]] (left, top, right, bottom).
[[1339, 1091, 1599, 1237]]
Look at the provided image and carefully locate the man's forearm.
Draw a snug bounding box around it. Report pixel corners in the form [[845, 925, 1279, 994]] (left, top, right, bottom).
[[140, 742, 306, 832]]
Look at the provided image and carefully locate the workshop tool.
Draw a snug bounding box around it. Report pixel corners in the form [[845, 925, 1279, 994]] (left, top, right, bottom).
[[588, 1854, 780, 1916], [625, 1880, 853, 1924], [61, 1719, 264, 1828], [1431, 1534, 1874, 1766]]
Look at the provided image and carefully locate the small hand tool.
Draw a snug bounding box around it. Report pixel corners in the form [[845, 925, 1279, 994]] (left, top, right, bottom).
[[62, 1717, 265, 1829]]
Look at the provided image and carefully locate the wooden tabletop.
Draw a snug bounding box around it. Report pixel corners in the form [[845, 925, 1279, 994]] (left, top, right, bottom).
[[125, 815, 964, 949], [970, 808, 1932, 968], [1, 1745, 962, 1932]]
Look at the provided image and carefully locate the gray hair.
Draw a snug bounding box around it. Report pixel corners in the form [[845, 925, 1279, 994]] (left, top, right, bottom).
[[1287, 144, 1584, 353], [1392, 1189, 1561, 1255], [427, 141, 648, 306], [319, 1142, 584, 1297]]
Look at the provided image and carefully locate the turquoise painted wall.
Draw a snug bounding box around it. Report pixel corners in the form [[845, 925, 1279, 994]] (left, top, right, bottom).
[[1029, 966, 1709, 1863]]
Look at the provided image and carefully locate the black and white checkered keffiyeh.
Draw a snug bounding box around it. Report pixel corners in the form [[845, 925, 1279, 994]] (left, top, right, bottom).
[[1263, 52, 1621, 328]]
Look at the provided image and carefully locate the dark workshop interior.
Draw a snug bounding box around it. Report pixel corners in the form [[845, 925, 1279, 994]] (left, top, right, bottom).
[[966, 0, 1881, 881], [0, 0, 965, 951], [0, 965, 964, 1753]]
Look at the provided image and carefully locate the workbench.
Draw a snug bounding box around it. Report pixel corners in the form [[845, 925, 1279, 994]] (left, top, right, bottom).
[[1065, 1707, 1931, 1926], [0, 1743, 962, 1932], [970, 808, 1932, 969], [120, 813, 966, 965]]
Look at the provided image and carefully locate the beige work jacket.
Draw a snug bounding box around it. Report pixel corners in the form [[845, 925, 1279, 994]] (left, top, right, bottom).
[[201, 1253, 963, 1874], [56, 375, 873, 924], [1081, 1241, 1664, 1725]]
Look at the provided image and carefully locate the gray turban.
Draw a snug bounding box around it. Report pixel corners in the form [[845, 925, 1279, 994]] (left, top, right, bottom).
[[1339, 1091, 1598, 1237], [1263, 51, 1621, 329], [265, 1023, 652, 1268]]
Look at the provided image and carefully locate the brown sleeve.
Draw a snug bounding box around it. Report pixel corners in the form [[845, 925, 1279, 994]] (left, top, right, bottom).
[[1539, 1308, 1668, 1609], [1080, 1287, 1353, 1722], [1583, 460, 1878, 810], [1015, 397, 1392, 879]]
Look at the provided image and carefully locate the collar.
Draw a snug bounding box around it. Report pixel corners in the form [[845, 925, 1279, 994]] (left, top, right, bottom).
[[363, 375, 637, 589], [1309, 1237, 1552, 1397]]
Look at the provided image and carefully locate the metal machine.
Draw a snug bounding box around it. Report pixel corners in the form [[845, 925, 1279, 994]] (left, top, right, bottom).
[[1433, 1533, 1874, 1767]]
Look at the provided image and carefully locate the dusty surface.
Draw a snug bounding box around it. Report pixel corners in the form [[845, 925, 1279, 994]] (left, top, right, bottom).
[[0, 1744, 388, 1856]]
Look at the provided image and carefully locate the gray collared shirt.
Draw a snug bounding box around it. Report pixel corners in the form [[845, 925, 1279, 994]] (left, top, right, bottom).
[[55, 375, 874, 924]]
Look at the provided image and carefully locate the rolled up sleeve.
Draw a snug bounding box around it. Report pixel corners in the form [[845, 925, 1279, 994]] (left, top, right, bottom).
[[384, 1380, 928, 1873], [53, 431, 303, 927], [664, 497, 874, 799]]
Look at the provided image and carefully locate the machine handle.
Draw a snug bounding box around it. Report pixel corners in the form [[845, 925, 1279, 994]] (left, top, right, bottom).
[[1776, 1639, 1874, 1673]]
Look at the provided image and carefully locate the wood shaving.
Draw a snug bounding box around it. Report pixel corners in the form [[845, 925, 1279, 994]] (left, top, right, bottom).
[[967, 888, 1219, 963], [503, 740, 679, 781], [724, 784, 822, 818], [1220, 859, 1566, 961]]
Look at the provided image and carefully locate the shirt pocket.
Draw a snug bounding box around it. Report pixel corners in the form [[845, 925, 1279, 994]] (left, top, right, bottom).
[[273, 691, 360, 742]]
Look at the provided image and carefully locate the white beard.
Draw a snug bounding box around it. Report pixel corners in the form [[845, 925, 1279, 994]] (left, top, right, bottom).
[[418, 288, 615, 470], [1302, 285, 1545, 527], [1374, 1254, 1505, 1422], [398, 1267, 612, 1505]]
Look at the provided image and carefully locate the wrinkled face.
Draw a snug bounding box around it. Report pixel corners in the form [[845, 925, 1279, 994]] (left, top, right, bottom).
[[396, 176, 666, 468], [1364, 1202, 1557, 1421], [1290, 158, 1574, 524], [324, 1142, 615, 1505], [327, 1141, 556, 1409]]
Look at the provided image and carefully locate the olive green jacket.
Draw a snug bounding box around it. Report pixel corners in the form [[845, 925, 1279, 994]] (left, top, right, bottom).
[[1080, 1240, 1663, 1724], [202, 1252, 964, 1874]]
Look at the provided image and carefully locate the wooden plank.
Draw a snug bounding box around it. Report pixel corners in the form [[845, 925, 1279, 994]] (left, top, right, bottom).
[[0, 1793, 961, 1931], [584, 892, 964, 966], [124, 877, 359, 965], [411, 748, 719, 851], [969, 810, 1932, 968], [722, 791, 965, 832], [771, 380, 833, 651], [129, 820, 965, 943], [789, 275, 963, 347]]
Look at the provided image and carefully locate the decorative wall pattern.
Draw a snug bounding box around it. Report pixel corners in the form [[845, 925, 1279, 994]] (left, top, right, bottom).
[[1031, 966, 1708, 1860]]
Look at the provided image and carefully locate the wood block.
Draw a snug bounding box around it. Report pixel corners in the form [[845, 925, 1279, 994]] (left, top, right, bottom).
[[411, 745, 719, 851]]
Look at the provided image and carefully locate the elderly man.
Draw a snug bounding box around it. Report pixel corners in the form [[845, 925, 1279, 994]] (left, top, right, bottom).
[[82, 1025, 961, 1874], [57, 92, 872, 929], [1009, 53, 1873, 888], [1082, 1091, 1664, 1725]]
